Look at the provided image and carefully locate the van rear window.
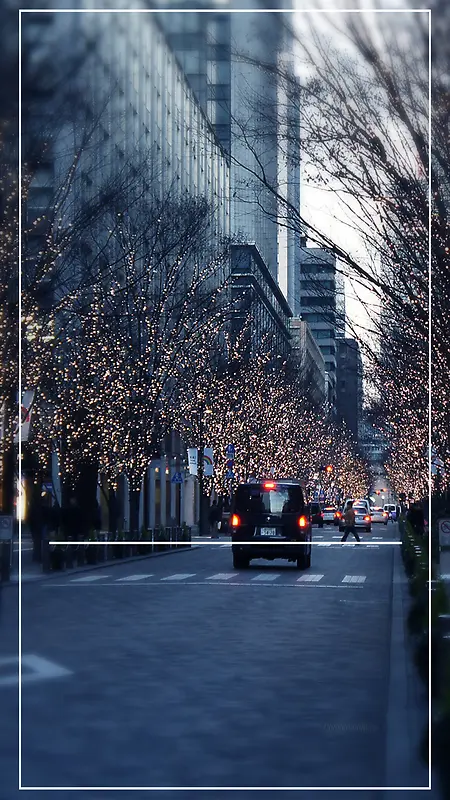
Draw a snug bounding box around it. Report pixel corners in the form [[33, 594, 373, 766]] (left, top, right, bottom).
[[235, 485, 304, 515]]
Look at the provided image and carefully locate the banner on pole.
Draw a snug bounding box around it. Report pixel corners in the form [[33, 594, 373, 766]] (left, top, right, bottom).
[[14, 390, 35, 443], [187, 448, 198, 476], [203, 447, 214, 477]]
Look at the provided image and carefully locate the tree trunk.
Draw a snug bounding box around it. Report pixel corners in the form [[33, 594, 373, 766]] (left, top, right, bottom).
[[74, 459, 99, 535], [108, 487, 118, 535], [129, 486, 140, 538]]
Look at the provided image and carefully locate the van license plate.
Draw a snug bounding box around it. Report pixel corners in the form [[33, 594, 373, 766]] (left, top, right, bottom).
[[260, 528, 278, 537]]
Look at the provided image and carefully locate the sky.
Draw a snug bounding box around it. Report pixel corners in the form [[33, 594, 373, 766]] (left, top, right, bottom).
[[292, 1, 389, 353]]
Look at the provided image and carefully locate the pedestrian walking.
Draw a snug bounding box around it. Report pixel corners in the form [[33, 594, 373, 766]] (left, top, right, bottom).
[[209, 499, 221, 538], [341, 500, 361, 543]]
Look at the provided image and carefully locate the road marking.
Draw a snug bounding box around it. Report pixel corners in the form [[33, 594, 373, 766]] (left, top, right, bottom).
[[342, 575, 366, 584], [207, 573, 236, 580], [315, 535, 324, 539], [366, 544, 379, 548], [70, 575, 110, 583], [161, 573, 196, 581], [220, 544, 230, 548], [116, 574, 154, 582], [373, 537, 383, 540], [42, 580, 364, 590], [251, 573, 280, 581], [316, 543, 331, 547], [0, 655, 72, 688], [332, 535, 341, 539], [297, 574, 324, 582]]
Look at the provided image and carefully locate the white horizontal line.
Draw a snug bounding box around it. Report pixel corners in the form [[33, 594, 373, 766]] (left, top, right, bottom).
[[42, 581, 365, 590], [18, 789, 432, 793], [48, 541, 401, 546]]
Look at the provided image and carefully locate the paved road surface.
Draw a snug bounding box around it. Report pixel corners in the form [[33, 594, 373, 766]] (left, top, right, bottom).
[[0, 524, 434, 798]]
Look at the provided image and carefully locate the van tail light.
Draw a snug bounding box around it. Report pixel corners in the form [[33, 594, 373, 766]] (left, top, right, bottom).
[[364, 515, 371, 522], [382, 512, 388, 517], [298, 515, 308, 528], [335, 511, 342, 518], [264, 482, 276, 489], [231, 514, 241, 527]]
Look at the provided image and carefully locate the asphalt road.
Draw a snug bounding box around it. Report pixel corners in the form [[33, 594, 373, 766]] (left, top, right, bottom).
[[0, 523, 433, 799]]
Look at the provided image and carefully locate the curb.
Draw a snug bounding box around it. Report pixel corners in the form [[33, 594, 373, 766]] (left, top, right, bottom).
[[384, 544, 430, 794], [3, 544, 201, 587]]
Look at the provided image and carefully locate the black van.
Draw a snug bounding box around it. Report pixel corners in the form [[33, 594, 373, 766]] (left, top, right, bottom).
[[230, 480, 312, 570]]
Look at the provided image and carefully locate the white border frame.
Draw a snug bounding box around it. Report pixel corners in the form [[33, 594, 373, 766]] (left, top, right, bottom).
[[18, 5, 432, 792]]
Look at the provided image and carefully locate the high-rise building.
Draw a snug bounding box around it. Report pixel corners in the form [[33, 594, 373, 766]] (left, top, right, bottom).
[[335, 266, 346, 339], [156, 0, 300, 289], [298, 244, 337, 408], [336, 338, 363, 442], [290, 318, 326, 407]]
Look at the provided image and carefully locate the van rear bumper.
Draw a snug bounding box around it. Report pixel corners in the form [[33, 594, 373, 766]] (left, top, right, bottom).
[[232, 541, 309, 560]]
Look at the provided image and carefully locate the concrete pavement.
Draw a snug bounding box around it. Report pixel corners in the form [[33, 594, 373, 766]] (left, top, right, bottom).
[[0, 524, 437, 798]]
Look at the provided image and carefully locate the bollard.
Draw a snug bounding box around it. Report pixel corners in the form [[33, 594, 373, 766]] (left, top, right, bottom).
[[0, 539, 12, 582], [41, 533, 51, 573], [65, 537, 74, 569]]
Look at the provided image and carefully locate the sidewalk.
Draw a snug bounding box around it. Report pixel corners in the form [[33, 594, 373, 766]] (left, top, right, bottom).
[[384, 544, 434, 796], [383, 541, 447, 797], [4, 537, 200, 586]]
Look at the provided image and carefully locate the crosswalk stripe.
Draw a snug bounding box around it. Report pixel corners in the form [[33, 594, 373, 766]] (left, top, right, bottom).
[[220, 544, 230, 548], [366, 544, 379, 548], [316, 543, 331, 547], [70, 575, 110, 583], [161, 573, 196, 581], [207, 573, 236, 580], [116, 574, 154, 582], [251, 573, 280, 581], [342, 575, 366, 584], [332, 535, 341, 539], [297, 574, 324, 582]]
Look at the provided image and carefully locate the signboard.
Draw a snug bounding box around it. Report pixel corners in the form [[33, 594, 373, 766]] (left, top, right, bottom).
[[439, 519, 450, 549], [171, 472, 184, 484], [0, 515, 13, 541], [225, 469, 235, 481], [187, 448, 198, 476], [203, 447, 214, 477], [226, 444, 235, 458]]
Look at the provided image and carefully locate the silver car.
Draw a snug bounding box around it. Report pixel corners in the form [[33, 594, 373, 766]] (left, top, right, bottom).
[[371, 506, 388, 525], [339, 500, 372, 533]]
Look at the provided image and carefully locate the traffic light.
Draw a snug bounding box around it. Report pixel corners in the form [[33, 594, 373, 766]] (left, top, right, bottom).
[[326, 465, 333, 473]]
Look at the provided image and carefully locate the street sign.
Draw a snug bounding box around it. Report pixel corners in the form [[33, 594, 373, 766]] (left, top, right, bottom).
[[439, 519, 450, 549], [0, 515, 13, 540], [226, 444, 235, 458], [171, 472, 184, 484], [225, 469, 235, 480], [226, 459, 234, 469]]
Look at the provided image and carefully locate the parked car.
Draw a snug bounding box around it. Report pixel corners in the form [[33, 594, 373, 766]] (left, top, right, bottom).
[[230, 480, 312, 570], [322, 506, 339, 525], [371, 506, 388, 525], [309, 502, 324, 528]]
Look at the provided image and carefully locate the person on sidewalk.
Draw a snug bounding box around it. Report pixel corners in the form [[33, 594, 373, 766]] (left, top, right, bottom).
[[341, 501, 361, 543], [209, 500, 221, 539]]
